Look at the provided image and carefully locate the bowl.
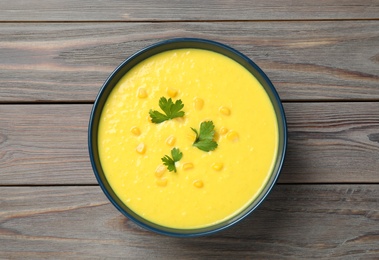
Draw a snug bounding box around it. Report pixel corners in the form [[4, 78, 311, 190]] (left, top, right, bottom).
[[88, 38, 287, 237]]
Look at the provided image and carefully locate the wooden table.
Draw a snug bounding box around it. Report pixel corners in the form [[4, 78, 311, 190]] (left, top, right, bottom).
[[1, 1, 378, 258]]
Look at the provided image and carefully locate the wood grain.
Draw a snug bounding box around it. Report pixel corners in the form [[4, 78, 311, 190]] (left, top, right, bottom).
[[1, 102, 378, 185], [0, 105, 95, 185], [1, 185, 378, 259], [0, 21, 378, 102], [0, 0, 378, 21], [281, 102, 379, 183], [1, 0, 377, 258]]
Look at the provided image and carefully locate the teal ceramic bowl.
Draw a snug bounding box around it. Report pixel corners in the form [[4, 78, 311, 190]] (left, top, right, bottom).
[[88, 38, 287, 237]]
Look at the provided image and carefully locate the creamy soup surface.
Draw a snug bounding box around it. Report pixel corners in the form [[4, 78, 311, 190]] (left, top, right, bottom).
[[98, 49, 278, 229]]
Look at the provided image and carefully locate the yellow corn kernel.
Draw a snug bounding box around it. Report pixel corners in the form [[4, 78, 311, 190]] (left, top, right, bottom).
[[136, 143, 146, 154], [212, 162, 224, 171], [193, 97, 204, 110], [226, 130, 239, 142], [214, 131, 220, 141], [182, 162, 194, 171], [155, 164, 167, 178], [187, 131, 197, 142], [167, 87, 178, 98], [219, 127, 228, 135], [173, 116, 185, 123], [219, 106, 231, 116], [156, 178, 168, 187], [147, 115, 152, 123], [137, 87, 148, 98], [130, 126, 141, 136], [165, 135, 176, 146], [193, 180, 204, 188]]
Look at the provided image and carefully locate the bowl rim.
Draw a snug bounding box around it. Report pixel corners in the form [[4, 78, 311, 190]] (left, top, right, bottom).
[[88, 37, 287, 237]]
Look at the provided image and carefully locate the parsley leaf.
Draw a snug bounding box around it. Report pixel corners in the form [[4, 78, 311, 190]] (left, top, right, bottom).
[[149, 97, 185, 123], [161, 148, 183, 172], [191, 121, 218, 152]]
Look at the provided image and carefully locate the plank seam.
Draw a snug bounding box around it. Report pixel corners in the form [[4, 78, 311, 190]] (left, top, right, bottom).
[[0, 19, 378, 23], [0, 183, 378, 187], [1, 100, 379, 105]]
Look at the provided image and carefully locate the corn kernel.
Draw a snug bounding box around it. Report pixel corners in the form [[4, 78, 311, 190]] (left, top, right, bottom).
[[156, 178, 168, 187], [165, 135, 176, 146], [214, 131, 220, 141], [219, 127, 228, 135], [187, 131, 197, 142], [173, 116, 185, 123], [193, 180, 204, 188], [182, 162, 194, 171], [147, 115, 152, 123], [212, 162, 224, 171], [137, 88, 148, 98], [167, 87, 178, 98], [155, 164, 166, 178], [136, 143, 146, 154], [219, 106, 231, 116], [227, 130, 239, 142], [193, 97, 204, 110], [130, 126, 141, 136]]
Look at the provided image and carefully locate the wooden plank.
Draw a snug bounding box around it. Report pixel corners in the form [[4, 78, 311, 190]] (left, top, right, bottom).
[[0, 105, 95, 185], [1, 102, 378, 185], [281, 102, 379, 183], [0, 185, 378, 258], [0, 0, 378, 21], [0, 21, 378, 102]]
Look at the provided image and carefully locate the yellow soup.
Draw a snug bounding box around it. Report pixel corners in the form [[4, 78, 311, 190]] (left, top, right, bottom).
[[98, 49, 278, 229]]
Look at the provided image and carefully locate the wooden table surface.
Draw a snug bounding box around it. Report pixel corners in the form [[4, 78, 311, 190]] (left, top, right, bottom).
[[1, 1, 379, 259]]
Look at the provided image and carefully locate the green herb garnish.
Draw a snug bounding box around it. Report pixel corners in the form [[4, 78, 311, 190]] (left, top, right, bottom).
[[191, 121, 218, 152], [161, 148, 183, 172], [149, 97, 185, 123]]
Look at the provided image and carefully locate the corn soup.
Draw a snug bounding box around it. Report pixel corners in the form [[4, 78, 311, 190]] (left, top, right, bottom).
[[98, 48, 278, 229]]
